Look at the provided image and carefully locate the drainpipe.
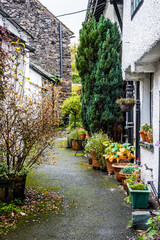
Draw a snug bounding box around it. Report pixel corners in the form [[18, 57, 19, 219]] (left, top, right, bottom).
[[59, 22, 63, 78], [126, 81, 134, 146]]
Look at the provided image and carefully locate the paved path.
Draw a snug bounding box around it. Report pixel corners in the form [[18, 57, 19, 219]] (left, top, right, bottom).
[[4, 138, 137, 240]]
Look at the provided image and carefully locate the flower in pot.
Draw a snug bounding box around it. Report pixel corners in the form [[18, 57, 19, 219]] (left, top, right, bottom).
[[148, 128, 153, 144], [126, 170, 150, 209], [68, 128, 82, 150], [85, 132, 109, 168], [103, 142, 136, 176], [116, 98, 136, 112], [119, 165, 138, 193], [79, 128, 87, 140], [139, 123, 151, 142]]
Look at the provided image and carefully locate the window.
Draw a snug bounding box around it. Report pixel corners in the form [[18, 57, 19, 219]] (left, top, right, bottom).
[[131, 0, 144, 19]]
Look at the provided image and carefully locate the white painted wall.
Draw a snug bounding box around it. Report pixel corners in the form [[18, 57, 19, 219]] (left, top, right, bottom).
[[122, 0, 160, 77], [103, 3, 123, 31], [24, 66, 43, 100], [0, 14, 29, 43], [138, 64, 160, 191]]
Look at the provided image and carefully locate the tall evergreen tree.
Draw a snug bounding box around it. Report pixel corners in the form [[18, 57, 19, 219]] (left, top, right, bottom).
[[76, 16, 123, 138]]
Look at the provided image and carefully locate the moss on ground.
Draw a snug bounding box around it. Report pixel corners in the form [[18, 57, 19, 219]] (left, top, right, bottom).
[[26, 171, 61, 193]]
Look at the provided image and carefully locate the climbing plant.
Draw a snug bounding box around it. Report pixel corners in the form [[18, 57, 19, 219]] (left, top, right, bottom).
[[76, 16, 124, 138]]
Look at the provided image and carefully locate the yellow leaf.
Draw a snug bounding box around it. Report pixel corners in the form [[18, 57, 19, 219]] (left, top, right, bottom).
[[47, 152, 50, 156]]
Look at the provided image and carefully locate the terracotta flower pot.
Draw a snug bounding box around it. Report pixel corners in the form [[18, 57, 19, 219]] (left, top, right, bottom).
[[112, 163, 129, 185], [80, 133, 86, 140], [148, 133, 153, 144], [91, 152, 103, 168], [119, 173, 132, 194], [72, 139, 82, 150], [144, 132, 150, 143], [105, 158, 116, 175], [139, 130, 146, 142]]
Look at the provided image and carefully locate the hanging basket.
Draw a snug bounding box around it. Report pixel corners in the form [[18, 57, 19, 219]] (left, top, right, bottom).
[[119, 102, 135, 112]]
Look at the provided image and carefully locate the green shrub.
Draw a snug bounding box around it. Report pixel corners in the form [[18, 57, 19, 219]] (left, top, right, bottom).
[[68, 129, 81, 139], [85, 132, 109, 163]]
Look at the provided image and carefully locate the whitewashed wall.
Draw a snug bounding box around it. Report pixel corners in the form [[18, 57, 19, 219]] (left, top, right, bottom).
[[24, 66, 43, 100], [0, 15, 29, 42], [138, 64, 160, 191], [103, 3, 123, 31], [122, 0, 160, 75]]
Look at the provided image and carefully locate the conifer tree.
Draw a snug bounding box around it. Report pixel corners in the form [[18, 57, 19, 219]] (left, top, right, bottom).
[[76, 16, 123, 138]]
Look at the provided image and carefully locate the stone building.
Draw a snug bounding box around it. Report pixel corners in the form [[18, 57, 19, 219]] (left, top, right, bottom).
[[0, 0, 73, 100]]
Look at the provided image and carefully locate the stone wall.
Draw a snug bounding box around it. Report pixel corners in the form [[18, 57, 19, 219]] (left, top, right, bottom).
[[0, 0, 72, 100]]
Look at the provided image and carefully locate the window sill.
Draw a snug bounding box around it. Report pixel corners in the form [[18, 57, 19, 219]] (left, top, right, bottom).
[[139, 141, 154, 152]]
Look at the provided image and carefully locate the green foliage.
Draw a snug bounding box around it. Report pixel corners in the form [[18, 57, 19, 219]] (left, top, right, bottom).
[[85, 132, 109, 163], [79, 128, 87, 134], [120, 166, 136, 174], [68, 129, 81, 139], [76, 16, 124, 137], [70, 44, 81, 83], [61, 95, 81, 129], [0, 162, 8, 179], [0, 162, 29, 180], [126, 169, 148, 190], [0, 201, 21, 216], [61, 95, 81, 116], [103, 141, 136, 162], [116, 98, 136, 104], [146, 212, 160, 238], [140, 123, 151, 132]]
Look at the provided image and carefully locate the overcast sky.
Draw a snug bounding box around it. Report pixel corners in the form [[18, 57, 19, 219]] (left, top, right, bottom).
[[39, 0, 88, 43]]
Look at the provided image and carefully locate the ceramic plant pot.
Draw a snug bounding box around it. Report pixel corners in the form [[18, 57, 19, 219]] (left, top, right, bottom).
[[80, 133, 86, 140], [72, 139, 82, 150], [128, 183, 150, 209], [112, 163, 129, 184], [148, 133, 153, 144], [144, 132, 150, 143], [139, 130, 146, 142], [119, 173, 132, 194], [91, 152, 103, 168], [105, 158, 116, 175]]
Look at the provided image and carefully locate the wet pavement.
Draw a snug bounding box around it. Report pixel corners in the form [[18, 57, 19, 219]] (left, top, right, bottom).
[[3, 138, 137, 240]]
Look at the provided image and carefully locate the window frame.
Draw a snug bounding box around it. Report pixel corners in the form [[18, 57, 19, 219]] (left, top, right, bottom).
[[131, 0, 144, 20]]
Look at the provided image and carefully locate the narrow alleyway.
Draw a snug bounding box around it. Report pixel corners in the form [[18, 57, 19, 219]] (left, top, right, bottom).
[[3, 138, 137, 240]]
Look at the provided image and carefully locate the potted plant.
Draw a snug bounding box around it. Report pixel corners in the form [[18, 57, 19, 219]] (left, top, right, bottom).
[[116, 98, 136, 112], [103, 142, 136, 177], [139, 123, 150, 142], [79, 128, 87, 140], [119, 165, 137, 192], [68, 129, 82, 150], [85, 132, 109, 168], [148, 128, 153, 144], [126, 170, 150, 209]]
